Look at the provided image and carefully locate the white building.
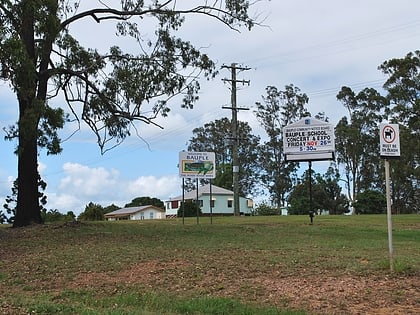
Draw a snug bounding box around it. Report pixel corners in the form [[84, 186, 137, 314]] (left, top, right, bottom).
[[165, 184, 253, 217], [105, 205, 165, 221]]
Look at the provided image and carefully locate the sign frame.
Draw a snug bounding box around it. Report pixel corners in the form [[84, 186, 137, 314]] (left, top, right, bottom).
[[282, 117, 335, 162], [379, 123, 400, 159], [179, 151, 216, 179]]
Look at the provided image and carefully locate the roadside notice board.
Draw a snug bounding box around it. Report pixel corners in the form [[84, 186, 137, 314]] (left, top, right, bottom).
[[179, 151, 216, 179], [282, 117, 335, 161], [379, 123, 400, 159]]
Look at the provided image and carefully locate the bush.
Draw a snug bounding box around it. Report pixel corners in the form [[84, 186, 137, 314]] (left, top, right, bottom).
[[353, 190, 386, 214], [78, 202, 105, 221], [42, 209, 76, 223], [177, 201, 202, 217], [254, 202, 280, 216]]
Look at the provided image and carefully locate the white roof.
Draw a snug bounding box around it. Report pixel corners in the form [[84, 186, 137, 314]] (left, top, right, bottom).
[[104, 205, 164, 217], [170, 184, 233, 201]]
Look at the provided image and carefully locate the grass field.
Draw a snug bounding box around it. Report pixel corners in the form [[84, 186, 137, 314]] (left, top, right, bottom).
[[0, 215, 419, 314]]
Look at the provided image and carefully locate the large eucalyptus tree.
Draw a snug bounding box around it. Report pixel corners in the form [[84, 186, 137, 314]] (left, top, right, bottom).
[[379, 51, 420, 213], [335, 87, 388, 211], [188, 117, 261, 197], [336, 51, 419, 214], [0, 0, 257, 227], [254, 84, 310, 207]]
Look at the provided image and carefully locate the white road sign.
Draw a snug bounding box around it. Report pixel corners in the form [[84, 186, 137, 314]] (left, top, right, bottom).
[[179, 151, 216, 179], [379, 123, 400, 158], [283, 117, 335, 161]]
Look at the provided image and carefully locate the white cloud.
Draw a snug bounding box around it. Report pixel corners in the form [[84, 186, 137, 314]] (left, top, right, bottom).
[[2, 0, 420, 217], [38, 162, 47, 175], [46, 192, 83, 214], [46, 162, 180, 215], [128, 175, 180, 200], [58, 163, 120, 197], [0, 175, 14, 198]]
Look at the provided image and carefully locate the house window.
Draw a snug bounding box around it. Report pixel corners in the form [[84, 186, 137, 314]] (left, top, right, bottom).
[[150, 212, 154, 219], [171, 200, 179, 209], [210, 200, 215, 208], [227, 200, 233, 208]]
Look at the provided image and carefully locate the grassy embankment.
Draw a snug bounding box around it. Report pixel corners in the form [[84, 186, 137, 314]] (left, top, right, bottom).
[[0, 214, 419, 314]]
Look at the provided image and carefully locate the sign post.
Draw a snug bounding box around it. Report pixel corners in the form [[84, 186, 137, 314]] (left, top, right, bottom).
[[379, 123, 400, 272], [179, 152, 216, 224], [179, 151, 216, 179], [282, 117, 335, 222], [384, 159, 393, 272]]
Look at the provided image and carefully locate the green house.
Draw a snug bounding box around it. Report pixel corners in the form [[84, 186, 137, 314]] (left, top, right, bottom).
[[165, 184, 253, 218]]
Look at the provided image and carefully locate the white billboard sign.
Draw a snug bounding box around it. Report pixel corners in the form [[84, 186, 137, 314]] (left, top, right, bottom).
[[282, 117, 335, 161], [379, 123, 400, 158], [179, 151, 216, 179]]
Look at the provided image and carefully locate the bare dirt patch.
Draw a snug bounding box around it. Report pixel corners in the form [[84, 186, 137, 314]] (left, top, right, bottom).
[[2, 221, 419, 314], [69, 260, 420, 315]]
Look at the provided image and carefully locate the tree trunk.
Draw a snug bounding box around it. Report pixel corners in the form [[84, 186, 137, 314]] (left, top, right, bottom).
[[12, 1, 42, 227], [13, 102, 42, 227]]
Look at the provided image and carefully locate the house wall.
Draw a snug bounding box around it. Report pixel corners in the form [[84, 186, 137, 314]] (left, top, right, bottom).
[[130, 209, 164, 220], [165, 195, 253, 217], [165, 200, 179, 216]]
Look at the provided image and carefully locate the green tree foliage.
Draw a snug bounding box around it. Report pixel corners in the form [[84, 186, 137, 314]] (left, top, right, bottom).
[[379, 51, 420, 214], [41, 209, 75, 223], [336, 51, 419, 214], [353, 190, 386, 214], [188, 117, 260, 197], [336, 87, 388, 211], [379, 51, 420, 133], [316, 164, 349, 215], [255, 85, 310, 207], [0, 1, 256, 227], [2, 179, 18, 224], [213, 164, 233, 192], [177, 200, 202, 217], [103, 204, 120, 214], [78, 202, 104, 221], [2, 175, 48, 224], [254, 202, 279, 216], [125, 197, 164, 208], [0, 211, 8, 224], [287, 167, 348, 215], [288, 173, 328, 215]]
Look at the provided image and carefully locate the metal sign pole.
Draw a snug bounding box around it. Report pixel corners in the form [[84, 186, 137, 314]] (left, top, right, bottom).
[[210, 180, 213, 224], [308, 161, 314, 224], [379, 123, 400, 273], [179, 151, 216, 224], [385, 159, 394, 272], [196, 178, 199, 225], [182, 178, 185, 225]]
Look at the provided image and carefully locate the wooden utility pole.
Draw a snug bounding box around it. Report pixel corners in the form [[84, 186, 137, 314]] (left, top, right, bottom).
[[222, 63, 250, 216]]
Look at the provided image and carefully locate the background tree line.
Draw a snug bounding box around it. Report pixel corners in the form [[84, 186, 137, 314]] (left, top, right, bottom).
[[2, 50, 418, 223], [187, 51, 419, 215], [1, 195, 165, 223], [0, 0, 257, 227], [2, 51, 419, 223], [0, 0, 417, 225]]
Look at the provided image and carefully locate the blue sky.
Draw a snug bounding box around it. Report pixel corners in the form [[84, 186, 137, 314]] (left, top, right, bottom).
[[1, 0, 419, 215]]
